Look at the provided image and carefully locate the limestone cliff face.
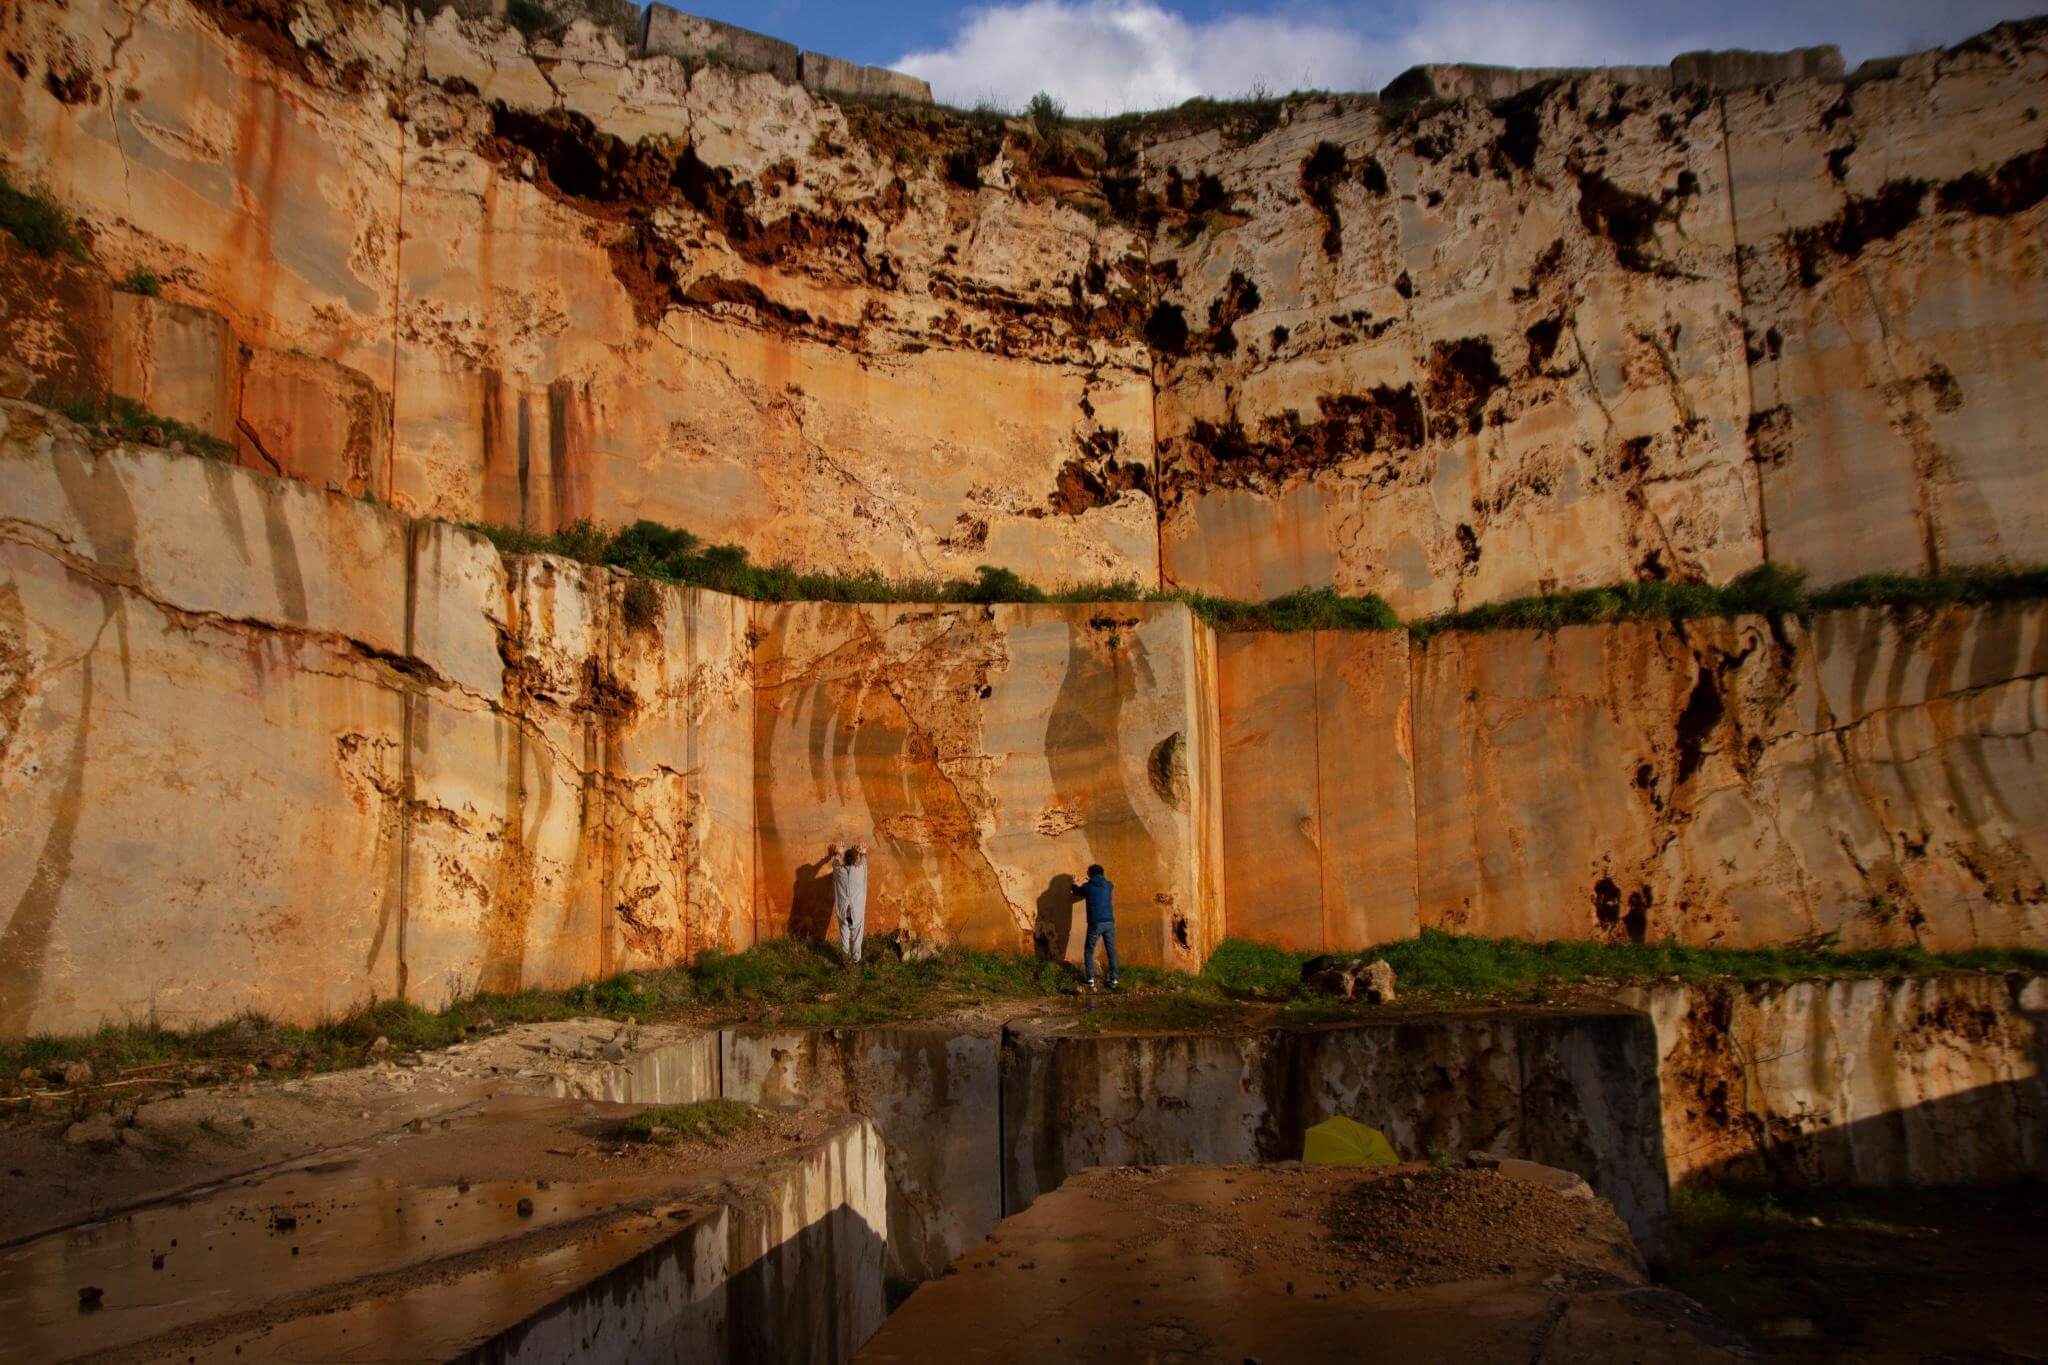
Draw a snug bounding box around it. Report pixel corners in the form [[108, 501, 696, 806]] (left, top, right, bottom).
[[0, 404, 752, 1034], [752, 600, 1224, 968], [3, 0, 2047, 1030], [1619, 975, 2048, 1186], [1146, 24, 2048, 610], [4, 0, 2042, 604], [0, 414, 1219, 1032], [1221, 603, 2048, 953], [0, 0, 1157, 586]]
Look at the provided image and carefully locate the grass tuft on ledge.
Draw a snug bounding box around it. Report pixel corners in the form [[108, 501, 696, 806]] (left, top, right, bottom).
[[59, 393, 236, 461], [458, 515, 2048, 640], [619, 1098, 760, 1144]]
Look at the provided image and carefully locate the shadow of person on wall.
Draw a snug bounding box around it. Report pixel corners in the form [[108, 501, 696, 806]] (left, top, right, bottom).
[[787, 852, 837, 942], [1033, 873, 1078, 963]]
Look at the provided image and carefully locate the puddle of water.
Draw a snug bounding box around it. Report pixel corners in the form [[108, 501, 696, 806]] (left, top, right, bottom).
[[0, 1156, 668, 1361]]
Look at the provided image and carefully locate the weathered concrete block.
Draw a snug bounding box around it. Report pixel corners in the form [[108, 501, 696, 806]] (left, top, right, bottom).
[[798, 51, 932, 104], [640, 3, 799, 81]]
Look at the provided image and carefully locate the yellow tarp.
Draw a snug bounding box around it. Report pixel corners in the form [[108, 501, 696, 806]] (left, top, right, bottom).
[[1302, 1115, 1399, 1168]]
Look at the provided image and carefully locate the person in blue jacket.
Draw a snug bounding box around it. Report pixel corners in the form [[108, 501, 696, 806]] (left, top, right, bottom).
[[1071, 864, 1118, 991]]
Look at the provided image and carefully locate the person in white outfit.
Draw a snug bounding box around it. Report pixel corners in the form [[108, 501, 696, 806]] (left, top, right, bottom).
[[830, 843, 869, 965]]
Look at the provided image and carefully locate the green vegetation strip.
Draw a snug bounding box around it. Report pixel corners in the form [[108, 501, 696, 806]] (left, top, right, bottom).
[[0, 168, 84, 260], [618, 1099, 760, 1144], [7, 933, 2042, 1087], [59, 393, 236, 461], [464, 518, 2048, 637]]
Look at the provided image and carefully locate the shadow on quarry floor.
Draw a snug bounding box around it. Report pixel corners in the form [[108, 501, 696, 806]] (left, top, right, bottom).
[[1664, 1181, 2048, 1363]]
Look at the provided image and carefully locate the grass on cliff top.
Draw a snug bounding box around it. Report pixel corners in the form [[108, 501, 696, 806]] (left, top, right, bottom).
[[459, 517, 2048, 638], [1199, 932, 2048, 999], [8, 933, 2044, 1091]]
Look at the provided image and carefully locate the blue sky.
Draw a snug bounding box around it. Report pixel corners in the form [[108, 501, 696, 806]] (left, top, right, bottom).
[[671, 1, 2037, 112]]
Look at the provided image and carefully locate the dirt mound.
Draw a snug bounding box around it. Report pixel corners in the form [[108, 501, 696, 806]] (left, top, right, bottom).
[[1324, 1164, 1631, 1289]]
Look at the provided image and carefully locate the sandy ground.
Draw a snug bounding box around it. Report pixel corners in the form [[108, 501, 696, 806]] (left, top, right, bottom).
[[863, 1160, 1756, 1363]]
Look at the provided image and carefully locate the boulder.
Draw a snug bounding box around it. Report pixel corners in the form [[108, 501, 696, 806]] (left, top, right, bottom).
[[63, 1114, 120, 1150], [49, 1060, 93, 1088], [1300, 956, 1397, 1003]]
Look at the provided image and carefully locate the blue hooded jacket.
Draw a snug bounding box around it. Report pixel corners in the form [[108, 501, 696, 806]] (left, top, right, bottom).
[[1077, 873, 1114, 925]]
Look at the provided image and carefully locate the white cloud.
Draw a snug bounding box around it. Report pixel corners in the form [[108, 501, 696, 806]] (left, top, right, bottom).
[[893, 1, 1382, 114], [893, 0, 2032, 114]]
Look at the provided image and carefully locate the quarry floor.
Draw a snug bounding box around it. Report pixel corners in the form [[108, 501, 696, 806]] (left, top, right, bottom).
[[863, 1161, 1752, 1363], [1664, 1183, 2048, 1364], [3, 1014, 2045, 1362]]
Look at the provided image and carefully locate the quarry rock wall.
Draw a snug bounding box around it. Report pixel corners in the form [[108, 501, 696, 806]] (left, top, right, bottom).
[[1145, 22, 2048, 612], [0, 421, 1222, 1032], [751, 599, 1225, 967], [2, 0, 2047, 1030], [0, 0, 1156, 589], [0, 406, 754, 1036], [1000, 1010, 1671, 1255], [1221, 604, 2048, 953], [4, 411, 2043, 1034], [5, 0, 2044, 611], [1621, 974, 2048, 1187], [721, 1027, 1002, 1284]]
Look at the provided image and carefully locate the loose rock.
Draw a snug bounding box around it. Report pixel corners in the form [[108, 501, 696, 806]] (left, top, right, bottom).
[[63, 1114, 119, 1150]]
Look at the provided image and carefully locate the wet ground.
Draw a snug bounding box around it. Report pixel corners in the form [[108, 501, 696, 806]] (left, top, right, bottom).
[[0, 1092, 845, 1362], [863, 1161, 1753, 1363]]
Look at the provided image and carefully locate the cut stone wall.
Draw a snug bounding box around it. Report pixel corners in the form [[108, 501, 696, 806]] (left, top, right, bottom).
[[0, 408, 754, 1035], [1146, 24, 2048, 612], [1220, 605, 2048, 953], [999, 1010, 1671, 1255], [6, 2, 2043, 608], [721, 1027, 1002, 1283], [1619, 975, 2048, 1187], [1216, 630, 1418, 950], [750, 600, 1224, 968], [0, 0, 1151, 588]]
